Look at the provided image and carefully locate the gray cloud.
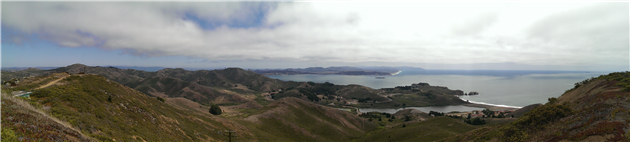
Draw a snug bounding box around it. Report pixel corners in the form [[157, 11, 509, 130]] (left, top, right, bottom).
[[2, 2, 627, 70]]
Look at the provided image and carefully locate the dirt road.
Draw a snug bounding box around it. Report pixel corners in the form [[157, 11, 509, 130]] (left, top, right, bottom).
[[36, 74, 70, 90]]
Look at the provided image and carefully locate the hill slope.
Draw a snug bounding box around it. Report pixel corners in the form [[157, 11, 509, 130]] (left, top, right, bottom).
[[5, 74, 247, 141], [242, 97, 377, 141]]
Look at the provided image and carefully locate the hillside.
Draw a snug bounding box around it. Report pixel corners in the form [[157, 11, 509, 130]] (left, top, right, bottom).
[[2, 74, 246, 141], [241, 97, 376, 141], [1, 92, 94, 141], [1, 73, 382, 141], [445, 71, 630, 141]]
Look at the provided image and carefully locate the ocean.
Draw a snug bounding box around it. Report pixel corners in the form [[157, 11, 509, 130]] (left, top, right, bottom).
[[268, 70, 605, 111]]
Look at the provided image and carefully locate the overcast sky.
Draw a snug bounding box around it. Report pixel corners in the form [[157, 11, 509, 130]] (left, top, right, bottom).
[[2, 2, 628, 71]]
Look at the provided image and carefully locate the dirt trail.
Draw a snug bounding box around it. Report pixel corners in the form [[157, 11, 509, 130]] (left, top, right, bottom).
[[36, 74, 70, 89]]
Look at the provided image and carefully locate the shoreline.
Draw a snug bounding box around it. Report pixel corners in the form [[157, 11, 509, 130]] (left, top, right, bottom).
[[390, 70, 402, 75], [463, 102, 520, 111]]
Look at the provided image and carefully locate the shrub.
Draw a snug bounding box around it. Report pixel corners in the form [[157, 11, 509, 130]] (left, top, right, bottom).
[[157, 97, 165, 102], [1, 127, 18, 142], [209, 104, 222, 115]]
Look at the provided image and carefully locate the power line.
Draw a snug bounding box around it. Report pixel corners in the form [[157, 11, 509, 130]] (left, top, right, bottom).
[[220, 130, 237, 142]]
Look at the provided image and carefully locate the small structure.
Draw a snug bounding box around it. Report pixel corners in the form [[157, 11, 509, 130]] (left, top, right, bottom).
[[12, 91, 32, 99]]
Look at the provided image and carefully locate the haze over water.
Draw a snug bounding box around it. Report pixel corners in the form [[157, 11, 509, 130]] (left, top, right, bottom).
[[268, 70, 605, 108]]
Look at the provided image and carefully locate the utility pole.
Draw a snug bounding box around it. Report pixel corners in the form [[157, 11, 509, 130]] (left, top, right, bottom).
[[221, 130, 236, 142]]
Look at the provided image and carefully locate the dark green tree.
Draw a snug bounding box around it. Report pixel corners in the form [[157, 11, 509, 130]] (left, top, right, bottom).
[[209, 104, 222, 115], [482, 109, 494, 117]]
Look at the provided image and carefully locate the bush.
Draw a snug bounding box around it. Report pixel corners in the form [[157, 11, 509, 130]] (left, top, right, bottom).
[[464, 117, 486, 125], [209, 104, 222, 115], [157, 97, 165, 102], [1, 127, 18, 142]]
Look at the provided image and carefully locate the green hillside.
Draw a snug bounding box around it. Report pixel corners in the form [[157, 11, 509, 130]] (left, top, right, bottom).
[[5, 74, 236, 141]]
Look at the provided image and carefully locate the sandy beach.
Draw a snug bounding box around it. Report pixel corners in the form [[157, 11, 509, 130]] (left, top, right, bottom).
[[463, 103, 520, 111]]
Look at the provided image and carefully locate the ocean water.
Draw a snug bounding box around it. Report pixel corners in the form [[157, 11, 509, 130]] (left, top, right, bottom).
[[268, 70, 605, 108]]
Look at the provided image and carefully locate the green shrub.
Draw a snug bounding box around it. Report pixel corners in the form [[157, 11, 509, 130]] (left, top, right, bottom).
[[157, 97, 165, 102], [209, 104, 222, 115], [1, 127, 18, 142]]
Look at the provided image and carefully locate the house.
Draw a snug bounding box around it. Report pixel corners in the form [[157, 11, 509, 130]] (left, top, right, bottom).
[[12, 91, 32, 99]]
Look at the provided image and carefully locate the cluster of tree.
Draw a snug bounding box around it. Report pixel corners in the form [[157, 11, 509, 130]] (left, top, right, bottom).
[[573, 77, 597, 90], [464, 117, 486, 125], [299, 88, 321, 102], [481, 108, 511, 118], [428, 111, 445, 116], [419, 92, 436, 99], [209, 104, 222, 115], [395, 86, 413, 90], [482, 108, 494, 116], [357, 97, 372, 103], [359, 112, 392, 119]]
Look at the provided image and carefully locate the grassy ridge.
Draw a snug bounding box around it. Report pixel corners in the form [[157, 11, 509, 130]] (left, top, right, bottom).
[[23, 74, 231, 141]]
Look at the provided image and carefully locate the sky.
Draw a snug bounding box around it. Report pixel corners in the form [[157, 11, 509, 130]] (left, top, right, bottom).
[[1, 1, 628, 71]]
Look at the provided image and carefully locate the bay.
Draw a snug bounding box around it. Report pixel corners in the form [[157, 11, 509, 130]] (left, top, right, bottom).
[[268, 70, 605, 108]]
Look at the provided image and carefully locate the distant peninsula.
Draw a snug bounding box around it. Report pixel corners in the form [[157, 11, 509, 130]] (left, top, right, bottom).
[[253, 66, 415, 76]]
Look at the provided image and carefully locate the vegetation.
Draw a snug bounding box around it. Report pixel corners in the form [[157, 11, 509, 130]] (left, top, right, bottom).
[[358, 117, 481, 142], [1, 127, 18, 142], [464, 117, 486, 125], [209, 104, 222, 115], [13, 74, 231, 141], [600, 71, 630, 91]]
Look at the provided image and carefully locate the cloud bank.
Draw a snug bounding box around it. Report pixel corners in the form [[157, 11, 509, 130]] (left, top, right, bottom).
[[2, 2, 628, 69]]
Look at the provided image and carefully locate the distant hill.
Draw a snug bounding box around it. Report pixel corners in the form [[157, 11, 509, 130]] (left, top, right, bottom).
[[253, 66, 396, 75], [7, 64, 465, 108], [44, 64, 300, 106], [446, 71, 630, 141]]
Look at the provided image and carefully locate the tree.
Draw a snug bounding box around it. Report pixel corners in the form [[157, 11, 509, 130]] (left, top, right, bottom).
[[482, 109, 495, 117], [405, 116, 411, 121], [209, 104, 222, 115], [402, 124, 406, 128]]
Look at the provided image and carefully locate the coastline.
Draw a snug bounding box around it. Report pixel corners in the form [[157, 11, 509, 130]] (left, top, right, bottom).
[[463, 102, 520, 111], [390, 70, 402, 75]]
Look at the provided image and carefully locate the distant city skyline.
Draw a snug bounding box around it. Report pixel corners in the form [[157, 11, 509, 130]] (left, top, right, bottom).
[[2, 2, 628, 71]]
